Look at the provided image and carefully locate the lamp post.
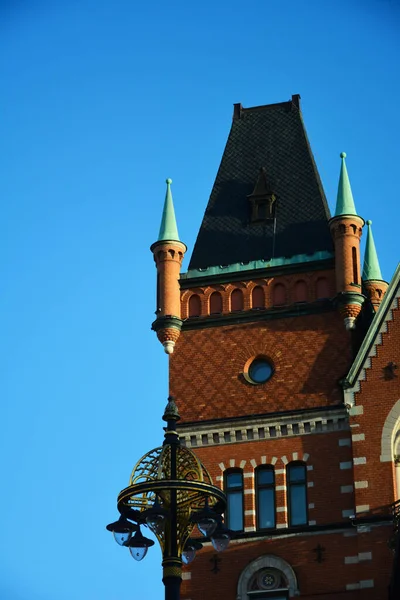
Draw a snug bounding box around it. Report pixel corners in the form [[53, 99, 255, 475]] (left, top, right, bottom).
[[106, 397, 232, 600]]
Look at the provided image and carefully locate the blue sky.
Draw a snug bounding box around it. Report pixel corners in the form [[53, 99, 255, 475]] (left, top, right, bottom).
[[1, 1, 399, 598]]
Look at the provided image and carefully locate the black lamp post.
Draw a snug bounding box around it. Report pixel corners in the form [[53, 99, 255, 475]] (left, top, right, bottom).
[[106, 397, 232, 600]]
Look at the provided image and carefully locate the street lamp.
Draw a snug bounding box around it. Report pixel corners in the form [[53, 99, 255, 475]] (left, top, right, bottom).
[[106, 396, 232, 600]]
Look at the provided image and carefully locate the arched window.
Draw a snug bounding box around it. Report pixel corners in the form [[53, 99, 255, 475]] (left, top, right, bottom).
[[256, 466, 276, 530], [287, 462, 307, 526], [237, 555, 299, 599], [294, 280, 307, 303], [316, 277, 330, 299], [272, 284, 286, 306], [252, 286, 264, 309], [231, 288, 244, 311], [209, 291, 223, 314], [225, 470, 244, 531], [188, 294, 201, 317]]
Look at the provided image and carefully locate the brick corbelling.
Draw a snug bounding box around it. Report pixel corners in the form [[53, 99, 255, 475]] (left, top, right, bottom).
[[171, 312, 351, 423]]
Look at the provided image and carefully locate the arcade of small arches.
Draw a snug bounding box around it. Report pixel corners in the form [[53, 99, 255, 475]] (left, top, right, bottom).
[[181, 275, 333, 319]]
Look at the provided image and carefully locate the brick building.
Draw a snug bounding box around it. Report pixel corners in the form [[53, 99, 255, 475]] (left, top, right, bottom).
[[151, 95, 400, 599]]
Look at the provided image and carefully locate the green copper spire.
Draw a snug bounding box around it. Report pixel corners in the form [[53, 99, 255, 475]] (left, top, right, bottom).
[[334, 152, 358, 217], [158, 178, 180, 242], [362, 220, 383, 281]]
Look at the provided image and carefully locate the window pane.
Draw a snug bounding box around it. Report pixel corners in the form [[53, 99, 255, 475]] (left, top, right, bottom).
[[257, 468, 274, 486], [289, 484, 307, 525], [258, 488, 275, 529], [227, 490, 243, 530], [288, 464, 305, 483], [227, 472, 243, 489]]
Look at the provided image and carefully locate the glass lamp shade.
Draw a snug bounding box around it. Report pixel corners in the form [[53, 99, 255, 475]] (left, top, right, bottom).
[[211, 531, 231, 552], [129, 545, 148, 562], [197, 517, 217, 537], [182, 547, 196, 565], [146, 513, 166, 535], [125, 528, 154, 562], [113, 531, 132, 546]]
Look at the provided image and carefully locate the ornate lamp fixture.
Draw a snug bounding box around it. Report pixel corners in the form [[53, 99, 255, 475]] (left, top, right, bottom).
[[106, 397, 231, 600]]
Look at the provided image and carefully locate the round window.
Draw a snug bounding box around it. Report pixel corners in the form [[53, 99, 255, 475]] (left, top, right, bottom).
[[248, 358, 273, 384]]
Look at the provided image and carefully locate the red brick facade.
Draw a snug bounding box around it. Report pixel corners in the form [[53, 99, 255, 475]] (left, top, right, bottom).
[[170, 268, 400, 598]]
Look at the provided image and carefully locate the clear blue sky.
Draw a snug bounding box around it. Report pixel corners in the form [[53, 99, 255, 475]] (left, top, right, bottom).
[[1, 1, 399, 598]]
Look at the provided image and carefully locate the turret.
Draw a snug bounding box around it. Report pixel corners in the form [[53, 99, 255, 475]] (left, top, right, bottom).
[[362, 220, 388, 312], [329, 152, 365, 330], [150, 179, 186, 354]]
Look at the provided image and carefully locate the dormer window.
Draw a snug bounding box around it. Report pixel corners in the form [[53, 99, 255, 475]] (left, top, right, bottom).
[[248, 167, 277, 223]]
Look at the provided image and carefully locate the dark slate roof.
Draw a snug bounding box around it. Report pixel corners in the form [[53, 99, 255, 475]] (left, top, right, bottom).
[[189, 96, 333, 270]]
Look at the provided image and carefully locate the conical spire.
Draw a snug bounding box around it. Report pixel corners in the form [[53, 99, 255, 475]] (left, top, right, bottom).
[[362, 220, 383, 280], [334, 152, 358, 217], [158, 178, 180, 242]]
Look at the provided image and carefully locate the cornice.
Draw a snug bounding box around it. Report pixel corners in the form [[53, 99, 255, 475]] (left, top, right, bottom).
[[177, 406, 349, 448]]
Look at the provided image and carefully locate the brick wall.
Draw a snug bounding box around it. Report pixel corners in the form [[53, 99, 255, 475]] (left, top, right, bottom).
[[171, 310, 351, 422]]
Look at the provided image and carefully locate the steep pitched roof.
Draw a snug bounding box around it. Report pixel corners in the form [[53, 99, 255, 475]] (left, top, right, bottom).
[[189, 96, 333, 270]]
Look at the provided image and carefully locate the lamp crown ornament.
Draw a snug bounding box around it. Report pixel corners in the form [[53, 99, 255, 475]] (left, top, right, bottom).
[[106, 396, 230, 600]]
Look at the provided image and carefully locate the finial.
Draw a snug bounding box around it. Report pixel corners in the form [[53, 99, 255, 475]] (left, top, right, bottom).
[[162, 396, 181, 422], [334, 151, 358, 217], [366, 219, 372, 226], [157, 178, 180, 242]]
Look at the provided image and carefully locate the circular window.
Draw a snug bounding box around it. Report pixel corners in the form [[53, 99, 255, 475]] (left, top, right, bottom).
[[246, 357, 273, 384]]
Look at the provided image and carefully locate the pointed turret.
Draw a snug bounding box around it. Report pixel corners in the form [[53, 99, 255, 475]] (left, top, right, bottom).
[[158, 178, 180, 242], [329, 153, 365, 330], [151, 179, 187, 354], [362, 220, 388, 312], [334, 152, 358, 217]]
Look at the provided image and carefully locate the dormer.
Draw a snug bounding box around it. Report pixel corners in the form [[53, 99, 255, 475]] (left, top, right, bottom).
[[247, 167, 276, 223]]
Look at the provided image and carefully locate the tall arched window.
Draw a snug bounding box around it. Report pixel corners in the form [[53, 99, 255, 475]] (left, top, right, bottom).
[[188, 294, 201, 317], [252, 286, 264, 309], [316, 277, 330, 299], [209, 291, 223, 314], [287, 462, 307, 526], [231, 288, 244, 311], [294, 280, 307, 303], [256, 466, 276, 530], [225, 470, 244, 531], [272, 284, 286, 306]]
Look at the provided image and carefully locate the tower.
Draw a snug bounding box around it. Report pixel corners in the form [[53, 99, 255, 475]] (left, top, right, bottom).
[[152, 96, 399, 599], [151, 178, 187, 354], [362, 220, 388, 312], [329, 152, 365, 330]]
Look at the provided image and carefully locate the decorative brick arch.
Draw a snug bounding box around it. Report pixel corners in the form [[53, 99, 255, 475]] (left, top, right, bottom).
[[380, 399, 400, 462], [236, 554, 299, 599]]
